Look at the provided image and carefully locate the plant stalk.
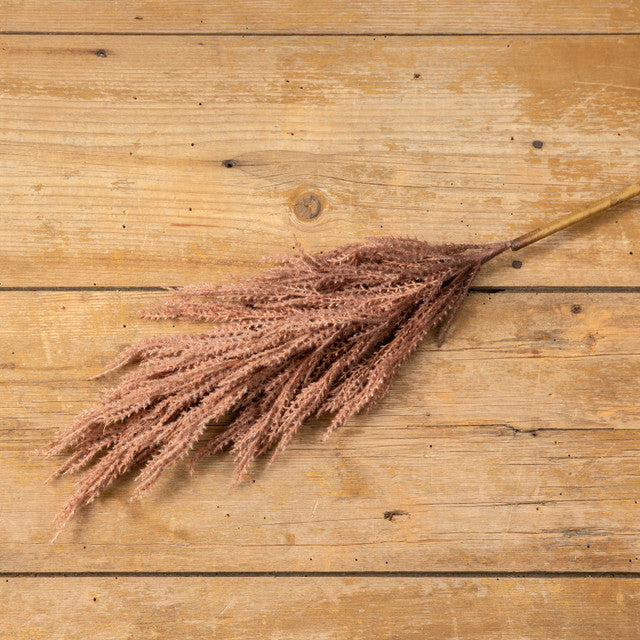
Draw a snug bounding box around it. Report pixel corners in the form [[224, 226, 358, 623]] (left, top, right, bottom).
[[510, 182, 640, 251]]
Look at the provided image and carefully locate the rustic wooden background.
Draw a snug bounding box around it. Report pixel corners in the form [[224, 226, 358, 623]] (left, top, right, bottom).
[[2, 2, 640, 637]]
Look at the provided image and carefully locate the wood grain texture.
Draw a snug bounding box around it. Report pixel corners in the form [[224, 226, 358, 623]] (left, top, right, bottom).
[[2, 21, 640, 636], [3, 290, 640, 571], [3, 576, 640, 639], [2, 1, 640, 34], [1, 35, 639, 287]]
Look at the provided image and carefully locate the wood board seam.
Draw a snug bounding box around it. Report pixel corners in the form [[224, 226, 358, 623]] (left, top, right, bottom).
[[3, 286, 640, 293], [3, 571, 640, 578], [2, 31, 640, 37]]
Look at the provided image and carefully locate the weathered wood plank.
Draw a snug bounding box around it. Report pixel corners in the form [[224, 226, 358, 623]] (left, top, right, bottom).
[[4, 290, 640, 429], [2, 291, 640, 571], [3, 576, 640, 639], [1, 35, 639, 287], [2, 1, 640, 34]]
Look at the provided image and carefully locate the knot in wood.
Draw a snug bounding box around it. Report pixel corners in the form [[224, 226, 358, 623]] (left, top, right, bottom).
[[293, 192, 323, 221]]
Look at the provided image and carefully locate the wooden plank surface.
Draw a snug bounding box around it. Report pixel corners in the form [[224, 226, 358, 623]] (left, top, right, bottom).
[[3, 16, 640, 638], [3, 576, 640, 639], [3, 290, 640, 571], [1, 35, 639, 287], [2, 1, 640, 34]]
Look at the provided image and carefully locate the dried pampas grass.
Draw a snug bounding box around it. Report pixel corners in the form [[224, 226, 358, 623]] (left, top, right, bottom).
[[41, 237, 507, 536]]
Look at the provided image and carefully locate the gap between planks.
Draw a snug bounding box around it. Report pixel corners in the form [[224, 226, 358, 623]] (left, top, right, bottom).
[[2, 32, 640, 37], [3, 286, 640, 293], [3, 571, 640, 578]]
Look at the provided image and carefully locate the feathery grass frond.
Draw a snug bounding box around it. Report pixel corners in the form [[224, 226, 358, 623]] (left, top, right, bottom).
[[41, 237, 508, 537]]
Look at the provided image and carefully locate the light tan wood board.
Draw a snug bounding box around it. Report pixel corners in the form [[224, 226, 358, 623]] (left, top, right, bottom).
[[2, 291, 640, 571], [3, 576, 640, 639], [1, 35, 639, 287], [2, 1, 640, 34]]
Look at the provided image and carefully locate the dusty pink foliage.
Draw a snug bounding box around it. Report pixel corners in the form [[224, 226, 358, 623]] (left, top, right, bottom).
[[41, 237, 508, 535]]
